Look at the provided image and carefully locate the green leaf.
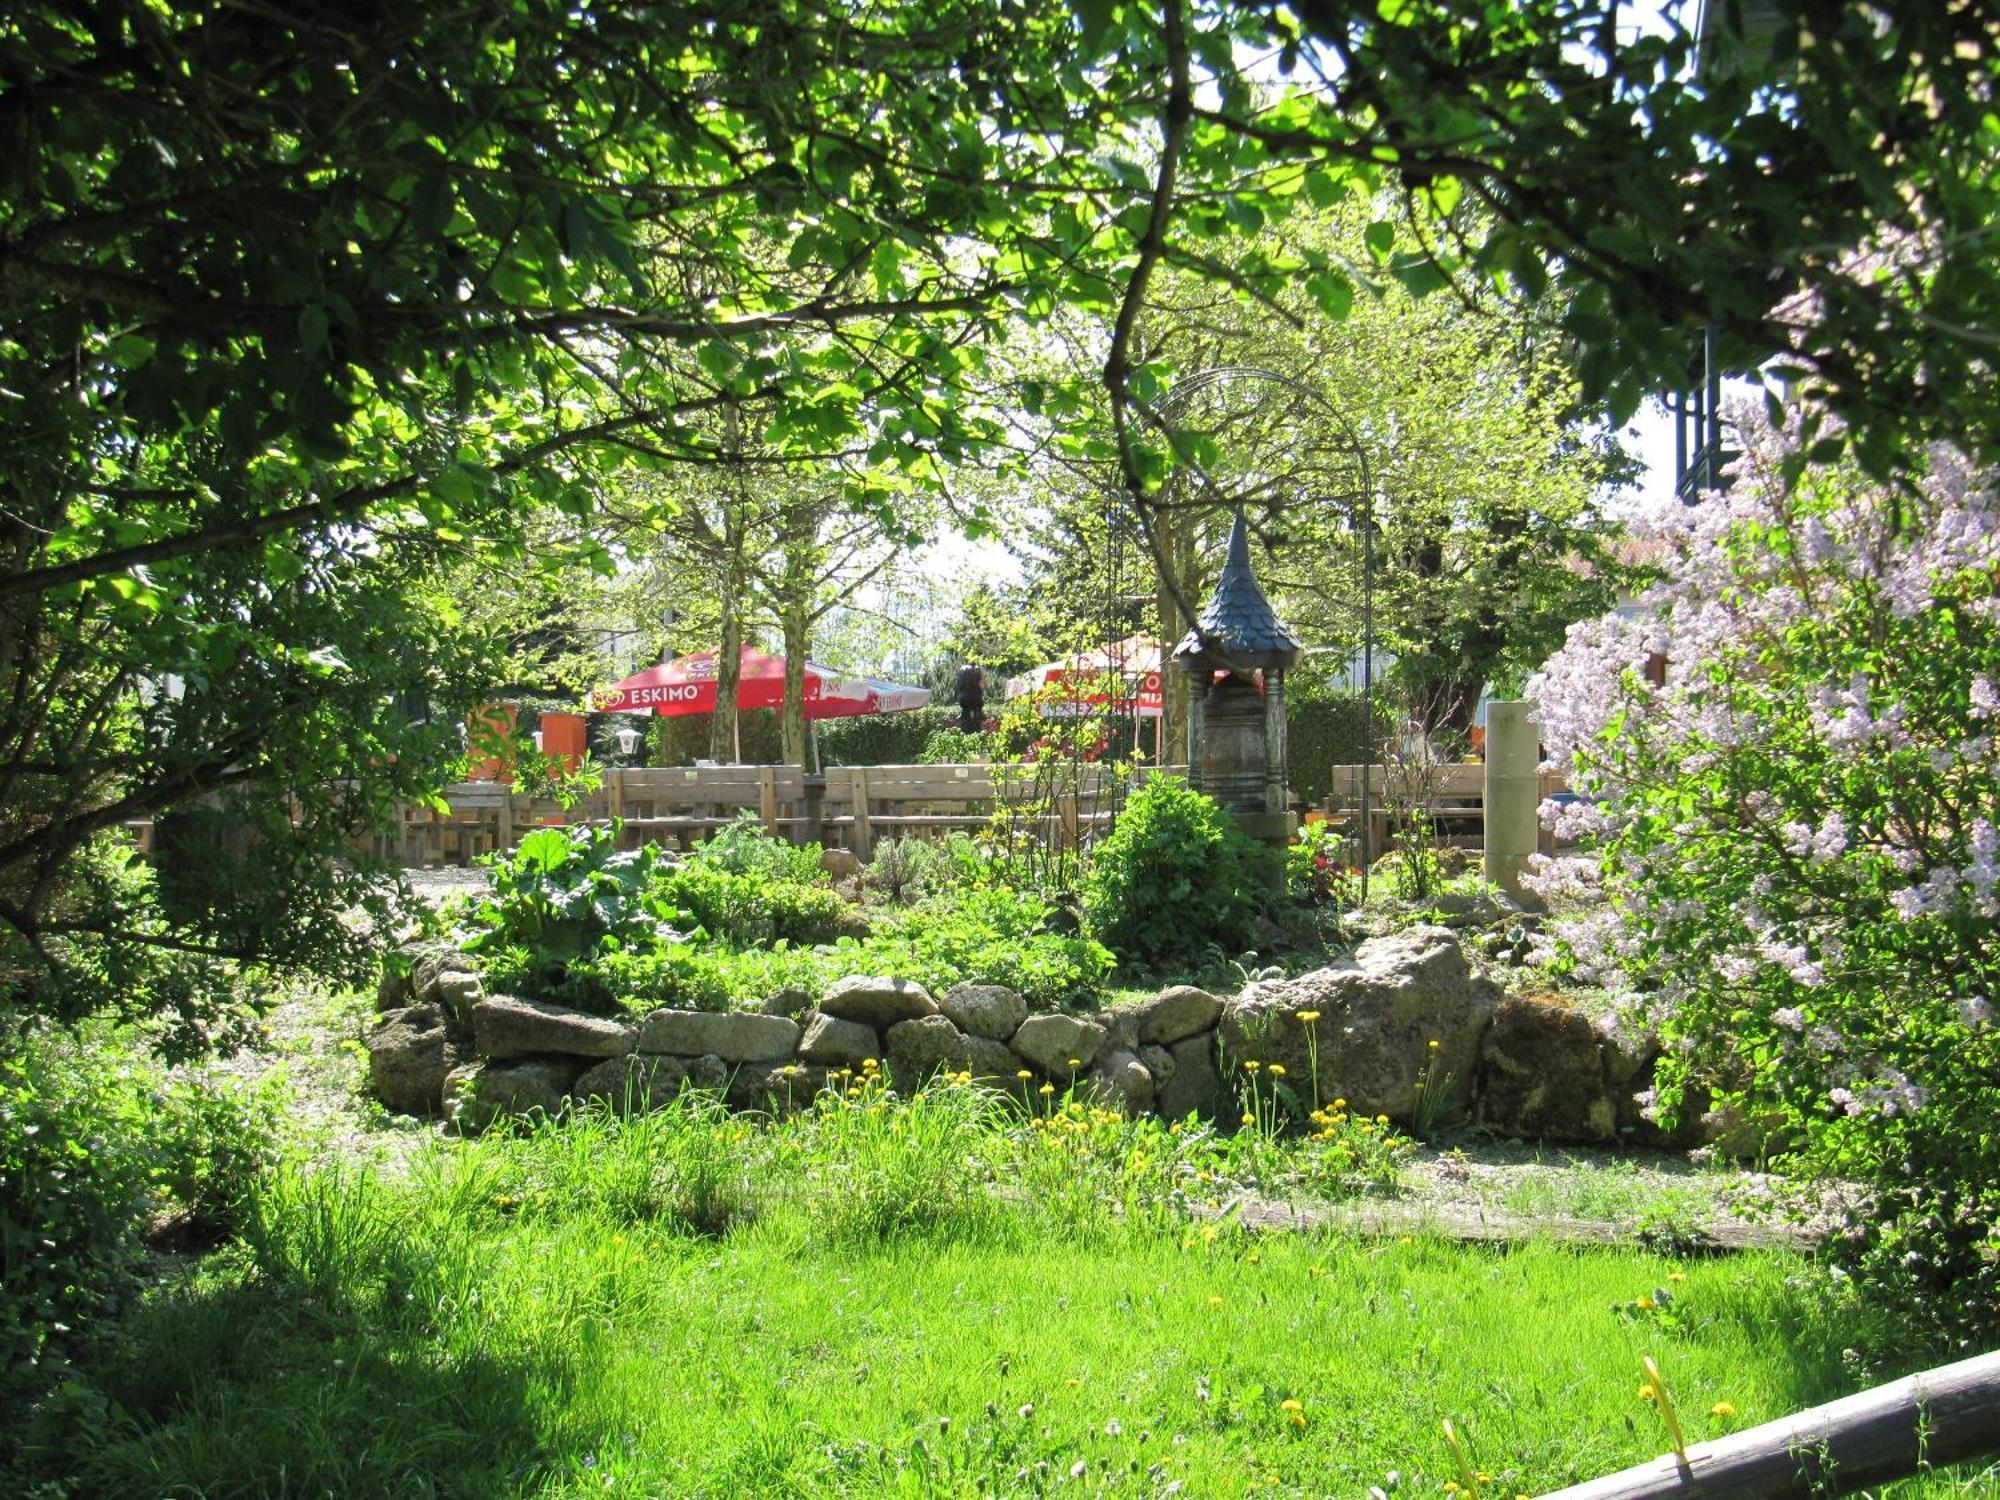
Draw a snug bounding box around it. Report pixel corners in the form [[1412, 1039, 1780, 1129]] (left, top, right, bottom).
[[108, 333, 155, 368], [297, 304, 329, 355]]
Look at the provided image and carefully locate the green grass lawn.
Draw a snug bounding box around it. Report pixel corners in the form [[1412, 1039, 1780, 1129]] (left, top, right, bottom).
[[36, 1087, 1997, 1499]]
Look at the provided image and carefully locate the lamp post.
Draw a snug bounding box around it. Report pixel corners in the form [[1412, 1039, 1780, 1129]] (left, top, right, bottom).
[[1143, 365, 1378, 900], [614, 724, 642, 762]]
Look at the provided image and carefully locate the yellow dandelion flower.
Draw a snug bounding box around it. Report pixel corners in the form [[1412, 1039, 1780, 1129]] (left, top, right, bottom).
[[1241, 1112, 1257, 1126], [1636, 1297, 1657, 1311], [1244, 1060, 1261, 1072], [1039, 1084, 1056, 1096], [1333, 1098, 1347, 1109], [1298, 1010, 1321, 1023], [1639, 1385, 1657, 1402], [1710, 1401, 1736, 1418], [1428, 1038, 1441, 1051], [1668, 1272, 1687, 1283], [1288, 1411, 1306, 1428], [1268, 1064, 1287, 1077], [1376, 1114, 1389, 1125], [1067, 1057, 1081, 1068], [1280, 1399, 1302, 1412], [1018, 1069, 1034, 1079]]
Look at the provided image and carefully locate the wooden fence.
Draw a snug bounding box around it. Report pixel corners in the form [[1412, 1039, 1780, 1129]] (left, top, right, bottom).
[[378, 762, 1193, 866], [1323, 761, 1571, 851]]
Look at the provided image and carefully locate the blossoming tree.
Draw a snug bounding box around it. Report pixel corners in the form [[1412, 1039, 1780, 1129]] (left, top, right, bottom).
[[1529, 403, 2000, 1338]]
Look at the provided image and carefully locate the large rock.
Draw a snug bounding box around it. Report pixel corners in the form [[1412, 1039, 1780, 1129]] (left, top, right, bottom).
[[819, 975, 936, 1028], [1138, 986, 1223, 1044], [1087, 1048, 1155, 1115], [1475, 994, 1619, 1143], [443, 1057, 582, 1132], [638, 1008, 801, 1062], [881, 1016, 1015, 1089], [759, 987, 815, 1019], [432, 970, 486, 1026], [797, 1011, 882, 1066], [571, 1053, 695, 1112], [366, 1003, 465, 1116], [1010, 1013, 1107, 1073], [472, 994, 635, 1060], [938, 983, 1027, 1041], [1216, 926, 1494, 1124], [1157, 1033, 1222, 1119], [820, 847, 864, 881]]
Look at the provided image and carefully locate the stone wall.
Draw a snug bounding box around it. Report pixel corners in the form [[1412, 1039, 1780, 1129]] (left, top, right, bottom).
[[366, 926, 1696, 1147]]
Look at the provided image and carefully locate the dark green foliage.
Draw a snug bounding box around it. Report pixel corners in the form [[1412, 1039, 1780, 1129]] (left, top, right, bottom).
[[817, 709, 959, 768], [1286, 693, 1384, 805], [647, 708, 784, 767], [0, 1027, 270, 1438], [1084, 778, 1269, 968]]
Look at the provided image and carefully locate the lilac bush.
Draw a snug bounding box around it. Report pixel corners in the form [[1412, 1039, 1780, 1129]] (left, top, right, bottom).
[[1529, 405, 2000, 1339]]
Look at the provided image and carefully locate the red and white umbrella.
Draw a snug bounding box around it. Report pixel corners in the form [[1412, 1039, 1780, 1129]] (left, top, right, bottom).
[[1005, 636, 1165, 718], [592, 649, 929, 720]]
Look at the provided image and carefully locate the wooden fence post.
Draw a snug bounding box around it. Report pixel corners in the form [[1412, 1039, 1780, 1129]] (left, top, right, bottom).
[[852, 766, 873, 861]]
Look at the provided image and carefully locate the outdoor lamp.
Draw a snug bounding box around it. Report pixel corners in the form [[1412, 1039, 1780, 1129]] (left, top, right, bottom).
[[615, 725, 641, 759], [531, 730, 545, 753]]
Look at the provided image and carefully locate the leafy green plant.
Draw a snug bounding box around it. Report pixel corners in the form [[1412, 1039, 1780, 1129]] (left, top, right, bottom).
[[1285, 820, 1357, 906], [0, 1026, 272, 1428], [458, 823, 681, 1000], [657, 862, 847, 947], [691, 814, 826, 887], [917, 726, 996, 764], [1532, 411, 2000, 1341], [1085, 776, 1269, 968]]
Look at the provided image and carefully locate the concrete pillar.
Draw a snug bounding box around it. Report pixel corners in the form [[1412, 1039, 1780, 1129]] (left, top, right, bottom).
[[1484, 699, 1540, 899]]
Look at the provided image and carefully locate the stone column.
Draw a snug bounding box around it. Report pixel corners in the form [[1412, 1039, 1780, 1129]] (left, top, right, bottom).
[[1483, 699, 1540, 899], [1185, 678, 1207, 789], [1263, 671, 1288, 815]]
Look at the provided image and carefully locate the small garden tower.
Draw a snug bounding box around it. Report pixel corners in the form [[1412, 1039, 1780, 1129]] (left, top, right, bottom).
[[1173, 512, 1302, 848]]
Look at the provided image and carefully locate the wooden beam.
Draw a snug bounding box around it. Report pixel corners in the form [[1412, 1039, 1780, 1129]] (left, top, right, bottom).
[[1537, 1348, 2000, 1499]]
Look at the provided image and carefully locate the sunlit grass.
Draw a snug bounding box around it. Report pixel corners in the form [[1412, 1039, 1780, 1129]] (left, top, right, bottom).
[[40, 1082, 1997, 1499]]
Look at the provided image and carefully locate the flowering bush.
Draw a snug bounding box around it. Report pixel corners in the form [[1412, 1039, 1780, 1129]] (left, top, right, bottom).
[[1529, 407, 2000, 1339]]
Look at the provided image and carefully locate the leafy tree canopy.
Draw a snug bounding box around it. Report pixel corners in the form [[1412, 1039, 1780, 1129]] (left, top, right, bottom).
[[2, 0, 1992, 1031]]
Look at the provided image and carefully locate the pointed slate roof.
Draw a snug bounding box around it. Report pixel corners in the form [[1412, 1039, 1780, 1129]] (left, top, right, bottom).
[[1172, 512, 1302, 673]]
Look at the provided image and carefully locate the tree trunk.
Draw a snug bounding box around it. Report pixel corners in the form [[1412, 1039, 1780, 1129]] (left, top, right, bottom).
[[780, 608, 809, 767], [711, 509, 746, 763]]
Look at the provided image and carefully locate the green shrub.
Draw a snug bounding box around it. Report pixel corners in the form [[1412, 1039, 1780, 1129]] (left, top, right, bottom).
[[0, 1027, 271, 1424], [917, 726, 996, 763], [1531, 413, 2000, 1342], [1285, 820, 1357, 905], [655, 863, 847, 947], [1085, 776, 1268, 967], [458, 823, 682, 1003], [816, 707, 956, 767], [691, 813, 825, 886]]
